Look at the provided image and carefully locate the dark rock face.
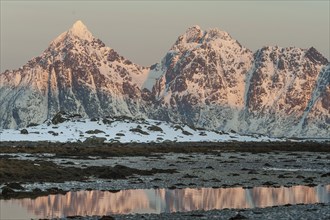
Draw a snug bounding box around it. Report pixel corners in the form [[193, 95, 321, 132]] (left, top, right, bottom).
[[0, 22, 329, 137], [305, 47, 328, 65], [51, 111, 69, 125]]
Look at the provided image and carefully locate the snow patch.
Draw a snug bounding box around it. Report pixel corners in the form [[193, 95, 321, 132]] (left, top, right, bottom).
[[0, 118, 283, 143]]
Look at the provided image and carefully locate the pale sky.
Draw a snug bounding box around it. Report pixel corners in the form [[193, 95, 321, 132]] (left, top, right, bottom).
[[1, 1, 329, 72]]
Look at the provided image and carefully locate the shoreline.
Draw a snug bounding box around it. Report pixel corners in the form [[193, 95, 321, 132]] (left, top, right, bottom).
[[1, 140, 330, 153]]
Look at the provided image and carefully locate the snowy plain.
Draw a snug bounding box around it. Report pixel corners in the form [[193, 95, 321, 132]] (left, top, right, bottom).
[[0, 117, 282, 143]]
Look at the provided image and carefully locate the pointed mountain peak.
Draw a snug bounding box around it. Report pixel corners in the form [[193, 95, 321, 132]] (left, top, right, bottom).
[[72, 20, 86, 29], [67, 20, 94, 41], [49, 20, 99, 52]]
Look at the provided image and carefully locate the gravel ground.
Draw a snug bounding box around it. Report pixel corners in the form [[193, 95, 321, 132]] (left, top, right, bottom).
[[7, 150, 329, 191]]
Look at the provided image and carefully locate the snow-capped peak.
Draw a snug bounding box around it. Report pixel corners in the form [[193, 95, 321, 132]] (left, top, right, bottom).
[[67, 20, 94, 41], [50, 20, 95, 46], [72, 20, 86, 29]]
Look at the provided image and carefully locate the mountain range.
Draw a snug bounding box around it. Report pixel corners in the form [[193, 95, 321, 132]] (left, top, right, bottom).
[[0, 20, 329, 137]]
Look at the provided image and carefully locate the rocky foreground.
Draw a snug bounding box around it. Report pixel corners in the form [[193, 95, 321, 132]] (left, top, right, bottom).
[[0, 141, 329, 219]]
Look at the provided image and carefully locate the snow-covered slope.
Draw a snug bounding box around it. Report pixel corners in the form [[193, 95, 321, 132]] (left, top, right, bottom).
[[0, 114, 281, 143], [302, 65, 330, 136], [149, 27, 329, 137], [0, 20, 151, 128], [0, 21, 329, 138]]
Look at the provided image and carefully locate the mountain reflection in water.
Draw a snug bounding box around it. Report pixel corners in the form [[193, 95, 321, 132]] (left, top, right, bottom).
[[1, 185, 329, 219]]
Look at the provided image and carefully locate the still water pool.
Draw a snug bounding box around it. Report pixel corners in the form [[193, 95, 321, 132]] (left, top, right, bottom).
[[1, 184, 329, 219]]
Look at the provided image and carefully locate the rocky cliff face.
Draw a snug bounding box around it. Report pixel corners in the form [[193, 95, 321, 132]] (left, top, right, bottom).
[[1, 21, 329, 137], [149, 26, 253, 129], [241, 46, 329, 136], [149, 26, 329, 137]]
